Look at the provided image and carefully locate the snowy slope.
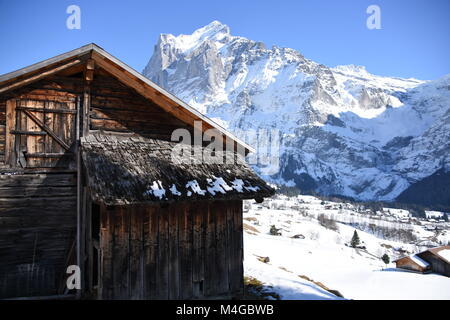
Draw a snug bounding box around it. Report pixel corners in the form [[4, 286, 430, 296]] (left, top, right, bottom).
[[143, 21, 450, 202], [243, 196, 450, 300]]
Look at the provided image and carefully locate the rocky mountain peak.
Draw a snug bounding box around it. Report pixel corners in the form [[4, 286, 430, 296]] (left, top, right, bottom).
[[142, 22, 450, 205]]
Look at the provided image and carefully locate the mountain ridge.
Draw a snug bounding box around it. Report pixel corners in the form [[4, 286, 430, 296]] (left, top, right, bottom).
[[143, 21, 450, 206]]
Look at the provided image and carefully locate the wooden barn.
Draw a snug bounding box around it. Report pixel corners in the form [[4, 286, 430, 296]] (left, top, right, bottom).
[[0, 43, 274, 299], [416, 245, 450, 277], [395, 245, 450, 277], [394, 254, 431, 273]]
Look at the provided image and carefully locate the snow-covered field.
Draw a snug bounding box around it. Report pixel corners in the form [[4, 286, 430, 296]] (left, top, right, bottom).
[[243, 195, 450, 300]]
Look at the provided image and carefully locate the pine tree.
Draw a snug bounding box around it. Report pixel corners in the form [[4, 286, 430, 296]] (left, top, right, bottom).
[[350, 230, 360, 248], [444, 213, 449, 222], [381, 253, 390, 266]]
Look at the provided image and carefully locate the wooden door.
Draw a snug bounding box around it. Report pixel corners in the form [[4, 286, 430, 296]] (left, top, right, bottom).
[[6, 98, 78, 169]]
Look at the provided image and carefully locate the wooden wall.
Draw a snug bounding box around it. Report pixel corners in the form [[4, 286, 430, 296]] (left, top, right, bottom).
[[0, 100, 5, 163], [0, 173, 77, 298], [418, 251, 450, 277], [0, 75, 81, 298], [2, 78, 81, 170], [98, 200, 244, 300], [395, 257, 427, 273], [89, 73, 192, 140]]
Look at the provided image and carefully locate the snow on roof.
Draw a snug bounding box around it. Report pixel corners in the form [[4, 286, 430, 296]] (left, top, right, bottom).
[[437, 249, 450, 262], [425, 210, 444, 218], [382, 208, 410, 218], [410, 255, 430, 268], [81, 134, 274, 205]]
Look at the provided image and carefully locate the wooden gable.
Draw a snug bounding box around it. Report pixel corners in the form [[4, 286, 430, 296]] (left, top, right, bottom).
[[0, 44, 253, 158], [88, 71, 193, 139]]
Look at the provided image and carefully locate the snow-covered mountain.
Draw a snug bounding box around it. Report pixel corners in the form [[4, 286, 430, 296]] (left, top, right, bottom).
[[143, 21, 450, 203]]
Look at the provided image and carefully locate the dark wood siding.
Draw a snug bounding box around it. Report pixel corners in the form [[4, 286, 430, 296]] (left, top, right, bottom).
[[89, 73, 192, 140], [0, 100, 5, 163], [0, 173, 77, 298], [98, 200, 243, 300], [2, 78, 82, 170], [418, 251, 450, 277]]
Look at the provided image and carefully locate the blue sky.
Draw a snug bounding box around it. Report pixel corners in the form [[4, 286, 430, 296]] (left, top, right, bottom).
[[0, 0, 449, 80]]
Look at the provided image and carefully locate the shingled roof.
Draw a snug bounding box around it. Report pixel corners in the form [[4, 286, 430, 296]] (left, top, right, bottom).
[[81, 134, 274, 205]]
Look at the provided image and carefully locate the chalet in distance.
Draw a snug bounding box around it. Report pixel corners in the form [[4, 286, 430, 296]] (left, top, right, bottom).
[[0, 44, 274, 299], [394, 245, 450, 277]]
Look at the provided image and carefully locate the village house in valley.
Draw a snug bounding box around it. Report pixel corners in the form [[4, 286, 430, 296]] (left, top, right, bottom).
[[0, 44, 274, 299]]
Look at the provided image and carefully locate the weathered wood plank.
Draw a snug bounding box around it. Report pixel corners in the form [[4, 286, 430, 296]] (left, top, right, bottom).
[[156, 210, 169, 299], [10, 130, 47, 136], [99, 205, 114, 299], [5, 99, 16, 165], [0, 186, 76, 198], [0, 174, 76, 187], [16, 106, 77, 114], [112, 207, 130, 299], [89, 118, 190, 134], [129, 206, 143, 299], [226, 202, 235, 293], [24, 152, 74, 158], [192, 202, 205, 298], [234, 200, 244, 295], [168, 207, 179, 299], [146, 206, 158, 299], [0, 60, 82, 94], [142, 206, 152, 299], [204, 201, 217, 297], [179, 204, 193, 299], [215, 201, 229, 295]]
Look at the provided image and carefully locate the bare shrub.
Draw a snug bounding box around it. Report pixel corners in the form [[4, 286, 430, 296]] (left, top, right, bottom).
[[318, 214, 338, 232]]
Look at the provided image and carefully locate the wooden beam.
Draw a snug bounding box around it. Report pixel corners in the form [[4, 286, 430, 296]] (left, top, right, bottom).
[[85, 59, 95, 82], [82, 59, 94, 136], [22, 109, 71, 150], [10, 130, 47, 136], [86, 59, 95, 71], [76, 95, 83, 299], [5, 99, 16, 166], [85, 70, 94, 82], [0, 60, 82, 94], [16, 106, 77, 114], [24, 152, 74, 158], [85, 186, 93, 294], [82, 86, 91, 136], [0, 43, 94, 85]]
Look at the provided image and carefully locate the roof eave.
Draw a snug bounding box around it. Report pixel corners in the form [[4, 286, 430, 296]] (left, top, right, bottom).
[[0, 43, 95, 85]]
